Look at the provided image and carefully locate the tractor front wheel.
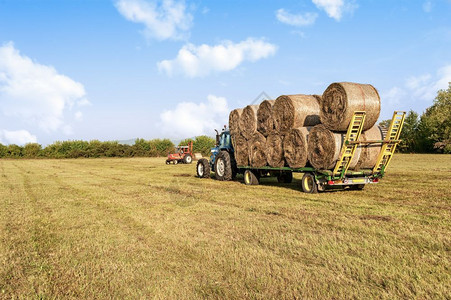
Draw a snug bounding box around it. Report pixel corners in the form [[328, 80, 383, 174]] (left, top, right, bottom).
[[183, 154, 193, 164], [196, 158, 210, 178], [215, 151, 232, 181]]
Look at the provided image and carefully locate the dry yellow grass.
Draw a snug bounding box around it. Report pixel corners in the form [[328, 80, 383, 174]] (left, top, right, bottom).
[[0, 154, 450, 299]]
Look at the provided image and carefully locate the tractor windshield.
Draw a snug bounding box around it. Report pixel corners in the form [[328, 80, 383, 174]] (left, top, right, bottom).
[[220, 133, 230, 148]]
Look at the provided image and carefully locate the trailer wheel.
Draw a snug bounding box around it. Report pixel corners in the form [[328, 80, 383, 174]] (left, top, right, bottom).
[[244, 170, 259, 185], [166, 160, 170, 165], [183, 154, 192, 164], [277, 171, 293, 183], [215, 151, 232, 181], [351, 184, 365, 190], [196, 158, 210, 178], [173, 160, 178, 165], [301, 173, 318, 193]]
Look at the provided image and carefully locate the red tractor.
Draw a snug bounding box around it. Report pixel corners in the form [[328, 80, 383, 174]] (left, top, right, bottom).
[[166, 141, 193, 164]]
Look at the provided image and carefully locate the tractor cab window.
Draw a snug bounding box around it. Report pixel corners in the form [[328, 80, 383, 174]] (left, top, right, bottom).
[[220, 133, 230, 147], [224, 134, 230, 146]]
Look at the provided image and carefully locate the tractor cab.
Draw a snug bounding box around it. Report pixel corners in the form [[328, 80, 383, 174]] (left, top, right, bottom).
[[210, 126, 233, 166], [176, 145, 190, 154], [193, 126, 236, 181]]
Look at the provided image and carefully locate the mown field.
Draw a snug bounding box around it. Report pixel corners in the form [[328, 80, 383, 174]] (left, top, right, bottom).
[[0, 154, 450, 299]]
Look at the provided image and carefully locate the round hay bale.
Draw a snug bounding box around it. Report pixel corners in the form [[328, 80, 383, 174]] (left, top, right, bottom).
[[229, 108, 243, 137], [312, 94, 322, 103], [240, 105, 259, 140], [356, 125, 383, 169], [321, 82, 381, 131], [233, 134, 249, 166], [307, 125, 361, 170], [283, 127, 311, 168], [266, 133, 284, 167], [273, 94, 321, 135], [257, 100, 275, 137], [249, 132, 267, 168]]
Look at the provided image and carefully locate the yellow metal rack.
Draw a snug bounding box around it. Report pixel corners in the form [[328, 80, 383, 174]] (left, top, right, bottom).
[[332, 111, 366, 177], [372, 111, 406, 174]]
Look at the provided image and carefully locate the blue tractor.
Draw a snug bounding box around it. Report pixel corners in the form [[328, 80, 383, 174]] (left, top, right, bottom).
[[196, 127, 237, 180]]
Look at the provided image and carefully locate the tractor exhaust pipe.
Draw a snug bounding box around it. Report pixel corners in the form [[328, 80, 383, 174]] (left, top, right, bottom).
[[215, 129, 220, 146]]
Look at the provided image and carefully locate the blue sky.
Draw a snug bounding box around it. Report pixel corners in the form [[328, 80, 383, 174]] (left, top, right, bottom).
[[0, 0, 450, 145]]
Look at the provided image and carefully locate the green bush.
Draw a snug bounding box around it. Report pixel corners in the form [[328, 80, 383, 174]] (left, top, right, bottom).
[[0, 144, 8, 157], [152, 139, 175, 156], [0, 138, 175, 159], [7, 144, 23, 158], [194, 136, 215, 157], [23, 143, 42, 158], [179, 136, 215, 157]]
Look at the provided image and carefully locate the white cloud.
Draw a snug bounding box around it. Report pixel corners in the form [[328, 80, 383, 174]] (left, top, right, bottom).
[[74, 111, 83, 121], [0, 129, 37, 145], [291, 30, 307, 38], [312, 0, 357, 21], [115, 0, 193, 41], [423, 1, 432, 13], [159, 95, 229, 138], [77, 98, 92, 107], [381, 64, 451, 117], [381, 86, 407, 107], [157, 38, 277, 77], [201, 7, 209, 14], [406, 64, 451, 101], [62, 125, 74, 135], [0, 42, 88, 134], [276, 9, 318, 27]]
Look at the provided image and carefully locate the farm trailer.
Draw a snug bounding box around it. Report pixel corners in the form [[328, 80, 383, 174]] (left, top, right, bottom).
[[196, 111, 406, 193]]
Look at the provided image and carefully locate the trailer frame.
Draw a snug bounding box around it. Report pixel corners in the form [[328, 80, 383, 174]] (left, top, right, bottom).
[[236, 111, 406, 193]]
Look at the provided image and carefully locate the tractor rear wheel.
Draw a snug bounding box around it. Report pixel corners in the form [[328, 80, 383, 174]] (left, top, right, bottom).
[[196, 158, 210, 178], [183, 154, 193, 164], [277, 171, 293, 183], [244, 170, 259, 185], [215, 151, 232, 181], [301, 173, 318, 193]]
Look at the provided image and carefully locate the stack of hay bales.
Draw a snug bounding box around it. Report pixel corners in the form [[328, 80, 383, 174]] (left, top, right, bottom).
[[229, 82, 383, 171]]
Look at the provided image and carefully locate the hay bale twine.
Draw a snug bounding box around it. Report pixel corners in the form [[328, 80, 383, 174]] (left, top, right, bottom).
[[240, 105, 259, 140], [283, 127, 311, 168], [273, 94, 321, 135], [229, 108, 243, 137], [307, 125, 361, 170], [257, 100, 275, 137], [321, 82, 381, 131], [266, 133, 284, 167], [249, 132, 267, 168], [234, 134, 249, 166], [356, 125, 383, 169]]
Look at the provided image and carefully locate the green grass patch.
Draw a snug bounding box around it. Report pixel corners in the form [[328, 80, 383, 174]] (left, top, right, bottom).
[[0, 154, 450, 298]]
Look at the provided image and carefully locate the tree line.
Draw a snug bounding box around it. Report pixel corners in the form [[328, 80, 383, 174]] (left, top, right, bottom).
[[379, 83, 450, 153], [0, 136, 216, 159]]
